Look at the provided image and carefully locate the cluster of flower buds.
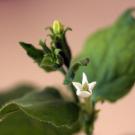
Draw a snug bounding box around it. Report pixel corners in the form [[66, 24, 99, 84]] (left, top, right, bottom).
[[49, 20, 72, 68], [39, 40, 63, 72], [20, 20, 72, 72]]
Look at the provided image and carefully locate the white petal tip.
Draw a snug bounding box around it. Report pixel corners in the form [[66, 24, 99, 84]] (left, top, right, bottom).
[[82, 72, 88, 85], [72, 82, 82, 92], [88, 81, 97, 92]]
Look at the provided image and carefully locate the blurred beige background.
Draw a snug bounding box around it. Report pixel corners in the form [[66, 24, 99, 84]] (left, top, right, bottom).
[[0, 0, 135, 135]]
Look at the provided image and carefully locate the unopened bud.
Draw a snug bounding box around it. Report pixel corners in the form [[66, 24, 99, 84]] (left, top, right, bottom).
[[52, 20, 64, 34]]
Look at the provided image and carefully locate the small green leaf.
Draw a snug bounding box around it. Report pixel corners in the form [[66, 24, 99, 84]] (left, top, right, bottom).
[[64, 58, 90, 84], [19, 42, 44, 64], [0, 87, 80, 127]]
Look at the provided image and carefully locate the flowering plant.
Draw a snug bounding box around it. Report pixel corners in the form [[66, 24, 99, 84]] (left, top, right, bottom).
[[0, 9, 135, 135]]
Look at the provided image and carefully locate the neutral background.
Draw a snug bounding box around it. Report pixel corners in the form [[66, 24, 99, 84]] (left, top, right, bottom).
[[0, 0, 135, 135]]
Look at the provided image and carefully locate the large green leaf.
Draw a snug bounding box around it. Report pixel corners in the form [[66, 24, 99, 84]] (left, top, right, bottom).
[[0, 110, 80, 135], [0, 84, 36, 107], [0, 87, 80, 128], [0, 85, 81, 135], [75, 8, 135, 102]]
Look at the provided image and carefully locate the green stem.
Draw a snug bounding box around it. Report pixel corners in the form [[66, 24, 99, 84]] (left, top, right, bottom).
[[59, 66, 66, 75], [68, 84, 79, 103], [85, 124, 93, 135], [59, 66, 79, 103], [83, 101, 96, 135]]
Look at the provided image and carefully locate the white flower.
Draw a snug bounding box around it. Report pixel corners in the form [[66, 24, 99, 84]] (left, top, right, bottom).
[[72, 72, 96, 98]]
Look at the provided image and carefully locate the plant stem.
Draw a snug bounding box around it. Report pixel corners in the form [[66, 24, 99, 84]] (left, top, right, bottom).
[[59, 66, 66, 75], [83, 101, 96, 135], [59, 66, 79, 102], [69, 84, 79, 103]]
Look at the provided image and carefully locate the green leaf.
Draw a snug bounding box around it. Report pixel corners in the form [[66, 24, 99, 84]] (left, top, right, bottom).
[[75, 8, 135, 102], [0, 86, 81, 135], [0, 87, 80, 127], [0, 84, 36, 108], [19, 42, 44, 64], [64, 58, 90, 84], [0, 110, 80, 135]]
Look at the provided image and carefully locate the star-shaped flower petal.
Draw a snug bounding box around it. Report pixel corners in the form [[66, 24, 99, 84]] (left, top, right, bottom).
[[72, 72, 96, 98]]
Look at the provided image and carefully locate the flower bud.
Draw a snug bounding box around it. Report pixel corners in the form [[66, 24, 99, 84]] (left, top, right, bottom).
[[52, 20, 64, 34]]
